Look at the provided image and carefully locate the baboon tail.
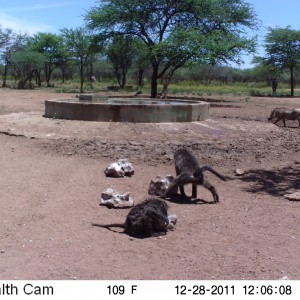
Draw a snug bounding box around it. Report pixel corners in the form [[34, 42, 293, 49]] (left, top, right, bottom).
[[92, 223, 125, 229], [200, 166, 227, 181], [202, 178, 219, 203]]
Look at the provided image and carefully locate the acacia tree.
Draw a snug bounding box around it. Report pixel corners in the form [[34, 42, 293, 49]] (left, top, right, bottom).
[[133, 40, 150, 87], [85, 0, 258, 98], [0, 25, 12, 48], [0, 26, 14, 87], [256, 27, 300, 96], [11, 50, 45, 89], [29, 33, 66, 87], [106, 36, 137, 88], [0, 26, 29, 87], [60, 27, 98, 93]]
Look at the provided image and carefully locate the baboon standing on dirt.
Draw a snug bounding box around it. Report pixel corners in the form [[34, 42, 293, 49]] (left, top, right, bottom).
[[92, 198, 170, 238], [163, 148, 226, 203]]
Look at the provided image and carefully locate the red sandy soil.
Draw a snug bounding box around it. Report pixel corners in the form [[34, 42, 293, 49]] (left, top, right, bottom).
[[0, 89, 299, 280]]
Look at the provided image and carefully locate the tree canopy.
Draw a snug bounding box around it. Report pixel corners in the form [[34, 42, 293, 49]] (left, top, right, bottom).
[[106, 36, 138, 88], [29, 33, 66, 87], [255, 26, 300, 96], [0, 25, 13, 48], [85, 0, 258, 97], [0, 28, 29, 87], [60, 27, 97, 92]]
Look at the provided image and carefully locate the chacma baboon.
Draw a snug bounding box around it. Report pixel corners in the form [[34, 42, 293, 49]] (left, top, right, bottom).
[[268, 108, 300, 127], [92, 198, 170, 238], [163, 148, 226, 203]]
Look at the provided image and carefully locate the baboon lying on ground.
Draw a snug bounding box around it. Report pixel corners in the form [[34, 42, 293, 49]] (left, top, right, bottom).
[[268, 108, 300, 127], [92, 198, 170, 238], [163, 148, 226, 203]]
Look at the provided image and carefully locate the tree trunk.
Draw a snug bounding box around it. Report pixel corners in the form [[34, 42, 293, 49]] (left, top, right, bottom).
[[2, 65, 8, 87], [45, 63, 51, 87], [80, 70, 84, 93], [79, 59, 84, 93], [61, 68, 66, 84], [121, 68, 126, 88], [138, 68, 144, 87], [37, 72, 42, 87], [161, 77, 170, 99], [151, 63, 159, 98], [116, 72, 121, 87], [160, 68, 177, 98], [290, 66, 294, 96], [80, 79, 84, 93]]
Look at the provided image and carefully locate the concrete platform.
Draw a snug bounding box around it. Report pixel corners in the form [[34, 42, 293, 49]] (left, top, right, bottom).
[[44, 97, 210, 123]]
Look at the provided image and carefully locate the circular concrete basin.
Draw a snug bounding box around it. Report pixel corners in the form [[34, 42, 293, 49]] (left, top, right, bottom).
[[44, 96, 210, 123]]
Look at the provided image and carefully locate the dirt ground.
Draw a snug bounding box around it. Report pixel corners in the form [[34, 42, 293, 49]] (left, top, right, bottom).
[[0, 89, 300, 280]]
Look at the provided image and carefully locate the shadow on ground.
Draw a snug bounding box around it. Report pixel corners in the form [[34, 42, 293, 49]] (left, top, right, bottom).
[[164, 194, 215, 205], [239, 164, 300, 197]]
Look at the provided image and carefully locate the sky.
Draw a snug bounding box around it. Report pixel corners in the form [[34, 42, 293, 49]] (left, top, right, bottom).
[[0, 0, 300, 68], [0, 0, 97, 34]]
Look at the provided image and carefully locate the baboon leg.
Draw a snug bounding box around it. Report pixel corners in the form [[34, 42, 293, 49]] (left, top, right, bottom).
[[164, 173, 188, 197], [164, 180, 178, 197], [203, 178, 219, 203], [179, 186, 187, 197], [192, 184, 197, 198]]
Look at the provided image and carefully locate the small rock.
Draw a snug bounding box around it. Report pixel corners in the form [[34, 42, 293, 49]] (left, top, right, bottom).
[[284, 192, 300, 201], [235, 168, 245, 176], [100, 188, 134, 208], [166, 214, 177, 231], [148, 175, 178, 196], [104, 159, 134, 177], [104, 162, 125, 177], [1, 250, 5, 254], [168, 214, 177, 225], [117, 159, 134, 176]]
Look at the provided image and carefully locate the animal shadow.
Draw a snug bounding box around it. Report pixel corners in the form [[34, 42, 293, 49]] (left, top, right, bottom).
[[164, 194, 215, 205], [239, 165, 300, 197]]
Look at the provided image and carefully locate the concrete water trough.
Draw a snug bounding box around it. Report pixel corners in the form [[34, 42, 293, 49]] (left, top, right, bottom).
[[44, 95, 210, 123]]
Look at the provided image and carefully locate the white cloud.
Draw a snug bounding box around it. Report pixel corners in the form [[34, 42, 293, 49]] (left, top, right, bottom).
[[0, 12, 55, 35]]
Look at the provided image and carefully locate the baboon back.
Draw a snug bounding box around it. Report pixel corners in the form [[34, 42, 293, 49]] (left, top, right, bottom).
[[164, 148, 225, 202], [125, 198, 169, 237], [93, 198, 170, 238], [174, 148, 200, 175]]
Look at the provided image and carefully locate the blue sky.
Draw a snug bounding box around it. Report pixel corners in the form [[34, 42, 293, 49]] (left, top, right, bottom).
[[244, 0, 300, 67], [0, 0, 300, 68], [0, 0, 96, 33]]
